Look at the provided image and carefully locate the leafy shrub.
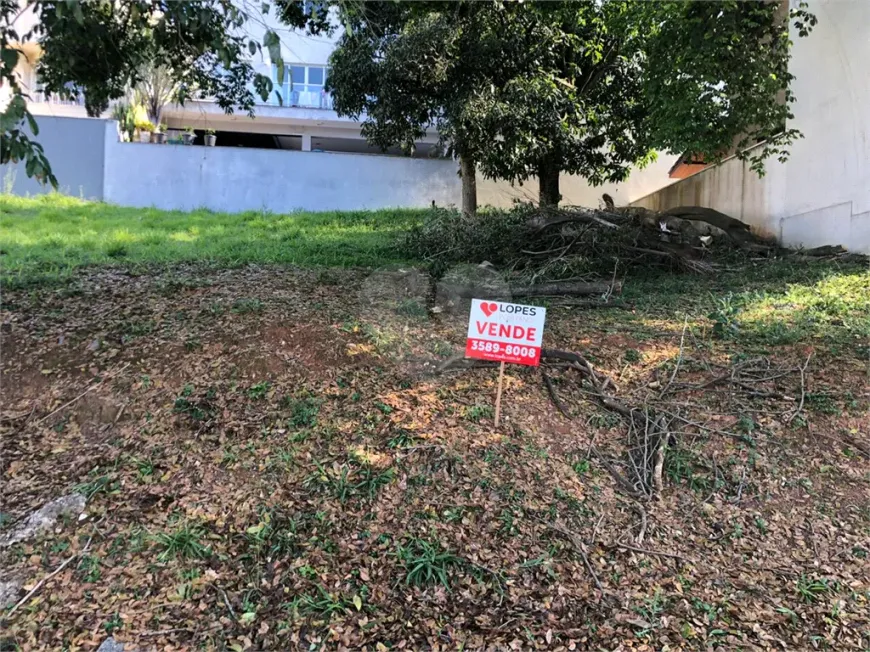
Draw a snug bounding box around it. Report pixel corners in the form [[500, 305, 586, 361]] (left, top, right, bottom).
[[402, 207, 530, 276]]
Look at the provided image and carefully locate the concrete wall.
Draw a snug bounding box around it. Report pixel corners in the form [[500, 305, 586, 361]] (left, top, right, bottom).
[[103, 138, 461, 212], [631, 0, 870, 252], [0, 114, 683, 214], [478, 153, 679, 209], [776, 0, 870, 250], [632, 146, 784, 239], [1, 115, 112, 200]]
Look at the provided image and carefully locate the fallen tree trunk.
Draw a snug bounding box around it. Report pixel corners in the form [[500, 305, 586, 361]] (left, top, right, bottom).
[[661, 206, 751, 234], [516, 281, 621, 298], [440, 280, 621, 300]]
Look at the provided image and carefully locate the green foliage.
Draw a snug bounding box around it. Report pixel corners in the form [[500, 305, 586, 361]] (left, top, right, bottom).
[[244, 508, 301, 559], [290, 586, 352, 619], [155, 522, 210, 561], [639, 1, 818, 174], [104, 613, 123, 635], [304, 461, 394, 504], [396, 538, 463, 588], [806, 392, 840, 416], [75, 473, 121, 500], [796, 575, 835, 603], [571, 459, 591, 477], [111, 102, 137, 141], [387, 428, 417, 449], [463, 403, 494, 423], [285, 396, 322, 429], [1, 0, 327, 179], [247, 381, 271, 399], [708, 293, 742, 339], [403, 207, 530, 272], [623, 349, 642, 364], [231, 298, 264, 314]]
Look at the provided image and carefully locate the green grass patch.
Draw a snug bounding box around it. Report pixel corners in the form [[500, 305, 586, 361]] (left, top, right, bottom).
[[621, 259, 870, 350], [0, 193, 424, 286]]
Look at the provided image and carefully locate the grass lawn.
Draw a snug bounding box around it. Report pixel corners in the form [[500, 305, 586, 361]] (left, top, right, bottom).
[[0, 194, 422, 285], [1, 194, 869, 649]]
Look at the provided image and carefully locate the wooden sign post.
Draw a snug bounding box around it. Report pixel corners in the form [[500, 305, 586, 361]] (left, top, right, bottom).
[[494, 361, 506, 427], [465, 299, 547, 427]]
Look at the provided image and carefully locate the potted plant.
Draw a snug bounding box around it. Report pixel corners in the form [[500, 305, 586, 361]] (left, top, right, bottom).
[[153, 123, 168, 144], [182, 126, 196, 146], [135, 117, 155, 143], [204, 129, 217, 147]]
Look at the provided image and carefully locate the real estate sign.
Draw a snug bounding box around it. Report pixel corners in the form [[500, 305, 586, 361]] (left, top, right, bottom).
[[465, 299, 546, 366]]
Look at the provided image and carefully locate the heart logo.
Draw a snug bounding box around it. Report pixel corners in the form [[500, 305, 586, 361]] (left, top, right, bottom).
[[480, 302, 498, 317]]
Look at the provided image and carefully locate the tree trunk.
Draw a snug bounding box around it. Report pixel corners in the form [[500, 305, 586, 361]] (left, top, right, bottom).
[[538, 159, 561, 207], [439, 280, 621, 300], [459, 154, 478, 215]]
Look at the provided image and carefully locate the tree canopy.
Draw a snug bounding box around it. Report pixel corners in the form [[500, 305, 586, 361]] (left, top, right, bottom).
[[326, 0, 816, 208]]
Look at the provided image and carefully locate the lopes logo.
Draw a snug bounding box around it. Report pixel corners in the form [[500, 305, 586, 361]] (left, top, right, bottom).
[[480, 302, 498, 317], [478, 301, 540, 318]]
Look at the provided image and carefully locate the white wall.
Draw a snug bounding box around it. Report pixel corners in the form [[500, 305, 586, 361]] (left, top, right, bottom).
[[1, 115, 113, 199], [478, 153, 679, 209], [776, 0, 870, 249], [2, 114, 676, 214], [632, 148, 786, 239], [103, 138, 461, 213], [632, 0, 870, 252]]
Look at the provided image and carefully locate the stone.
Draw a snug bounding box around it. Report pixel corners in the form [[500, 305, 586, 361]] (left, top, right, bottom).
[[0, 578, 22, 608], [0, 494, 87, 548], [96, 638, 125, 652]]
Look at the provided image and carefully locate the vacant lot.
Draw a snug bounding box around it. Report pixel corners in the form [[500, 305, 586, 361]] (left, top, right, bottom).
[[1, 196, 869, 650]]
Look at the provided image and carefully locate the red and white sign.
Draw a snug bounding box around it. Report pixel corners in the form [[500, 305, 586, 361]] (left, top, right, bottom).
[[465, 299, 547, 366]]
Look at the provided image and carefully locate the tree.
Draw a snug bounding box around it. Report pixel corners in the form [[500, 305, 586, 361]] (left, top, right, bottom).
[[133, 62, 178, 127], [1, 0, 322, 184], [327, 2, 509, 214], [637, 0, 817, 175], [327, 1, 816, 208]]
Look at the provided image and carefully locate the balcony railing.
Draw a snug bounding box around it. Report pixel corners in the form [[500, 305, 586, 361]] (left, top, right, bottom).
[[30, 90, 85, 106], [249, 83, 334, 111]]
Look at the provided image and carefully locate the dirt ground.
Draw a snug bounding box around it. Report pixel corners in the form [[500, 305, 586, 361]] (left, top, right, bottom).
[[1, 264, 868, 651]]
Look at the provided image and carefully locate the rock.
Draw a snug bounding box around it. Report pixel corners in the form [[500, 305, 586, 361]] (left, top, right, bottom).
[[0, 578, 22, 608], [96, 638, 125, 652], [87, 339, 101, 351], [0, 494, 87, 548]]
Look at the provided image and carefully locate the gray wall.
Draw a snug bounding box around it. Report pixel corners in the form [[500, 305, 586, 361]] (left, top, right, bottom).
[[1, 115, 111, 200], [104, 139, 461, 212]]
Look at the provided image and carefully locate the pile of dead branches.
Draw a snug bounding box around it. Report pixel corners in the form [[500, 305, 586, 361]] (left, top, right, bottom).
[[405, 204, 865, 294]]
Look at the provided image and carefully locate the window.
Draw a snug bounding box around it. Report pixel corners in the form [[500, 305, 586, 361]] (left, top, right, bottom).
[[271, 64, 329, 108], [307, 67, 324, 85], [303, 1, 327, 15]]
